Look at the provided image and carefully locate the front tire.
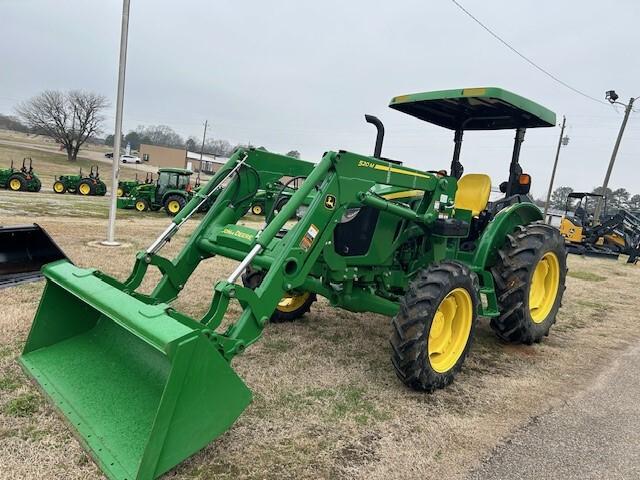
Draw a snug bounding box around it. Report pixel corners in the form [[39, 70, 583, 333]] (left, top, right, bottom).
[[251, 203, 264, 215], [135, 198, 150, 212], [390, 261, 479, 392], [491, 223, 567, 344], [8, 174, 26, 191], [242, 266, 316, 322], [53, 181, 66, 194]]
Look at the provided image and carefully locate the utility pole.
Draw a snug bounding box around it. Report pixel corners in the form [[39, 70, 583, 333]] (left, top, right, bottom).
[[102, 0, 131, 246], [543, 116, 567, 223], [594, 92, 635, 221], [199, 120, 208, 163]]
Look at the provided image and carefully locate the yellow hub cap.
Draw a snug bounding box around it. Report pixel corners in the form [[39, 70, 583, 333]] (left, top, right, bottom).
[[117, 188, 124, 197], [167, 200, 181, 213], [252, 204, 263, 215], [529, 252, 560, 323], [54, 182, 64, 192], [9, 178, 21, 190], [428, 288, 473, 373], [79, 183, 91, 195], [135, 201, 146, 211], [277, 292, 310, 313]]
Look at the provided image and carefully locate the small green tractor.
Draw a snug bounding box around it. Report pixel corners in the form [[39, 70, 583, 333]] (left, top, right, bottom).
[[21, 88, 567, 480], [53, 165, 107, 196], [117, 173, 154, 197], [117, 168, 196, 215], [249, 177, 306, 216], [0, 158, 41, 192]]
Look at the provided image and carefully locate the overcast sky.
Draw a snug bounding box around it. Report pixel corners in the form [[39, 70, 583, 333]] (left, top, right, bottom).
[[1, 0, 639, 198]]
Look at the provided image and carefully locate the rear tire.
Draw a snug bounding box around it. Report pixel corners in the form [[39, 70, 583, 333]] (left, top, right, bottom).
[[8, 174, 26, 191], [53, 181, 66, 194], [390, 261, 479, 392], [242, 266, 316, 322], [490, 222, 567, 344], [164, 194, 186, 216], [78, 180, 94, 196]]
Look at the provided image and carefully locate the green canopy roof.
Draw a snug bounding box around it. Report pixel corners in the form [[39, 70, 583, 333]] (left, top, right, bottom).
[[389, 87, 556, 130]]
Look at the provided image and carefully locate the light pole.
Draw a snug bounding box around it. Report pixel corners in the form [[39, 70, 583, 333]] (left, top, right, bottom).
[[102, 0, 131, 246], [543, 116, 568, 223], [593, 90, 636, 222]]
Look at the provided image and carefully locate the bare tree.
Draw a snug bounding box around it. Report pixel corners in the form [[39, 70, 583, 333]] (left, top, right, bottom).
[[15, 90, 108, 162]]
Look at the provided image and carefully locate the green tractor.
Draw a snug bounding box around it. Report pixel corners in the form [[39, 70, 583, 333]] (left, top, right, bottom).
[[117, 168, 195, 215], [249, 176, 314, 218], [53, 165, 107, 196], [21, 88, 567, 480], [249, 177, 301, 216], [117, 172, 154, 197], [0, 158, 41, 192]]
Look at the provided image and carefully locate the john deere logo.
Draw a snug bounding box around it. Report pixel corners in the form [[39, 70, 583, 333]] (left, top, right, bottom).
[[324, 195, 336, 210]]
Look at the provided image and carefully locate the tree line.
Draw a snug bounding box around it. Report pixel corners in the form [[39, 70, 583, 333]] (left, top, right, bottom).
[[549, 186, 640, 212], [104, 126, 301, 159], [4, 89, 301, 162]]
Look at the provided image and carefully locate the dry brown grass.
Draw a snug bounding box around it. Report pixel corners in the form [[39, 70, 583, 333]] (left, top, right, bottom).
[[1, 159, 639, 479]]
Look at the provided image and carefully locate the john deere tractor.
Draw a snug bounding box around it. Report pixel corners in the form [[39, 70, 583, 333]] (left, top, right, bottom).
[[0, 158, 41, 192], [117, 172, 154, 197], [117, 168, 195, 215], [249, 177, 315, 218], [53, 165, 107, 196], [21, 87, 567, 480]]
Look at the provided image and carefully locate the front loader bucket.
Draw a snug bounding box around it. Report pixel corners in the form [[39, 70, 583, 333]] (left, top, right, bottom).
[[20, 261, 252, 480], [0, 223, 69, 288]]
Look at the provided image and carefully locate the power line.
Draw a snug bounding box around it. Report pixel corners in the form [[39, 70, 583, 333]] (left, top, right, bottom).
[[449, 0, 610, 107]]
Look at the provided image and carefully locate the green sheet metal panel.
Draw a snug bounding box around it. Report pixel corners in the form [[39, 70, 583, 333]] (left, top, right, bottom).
[[389, 87, 556, 130], [21, 261, 252, 480]]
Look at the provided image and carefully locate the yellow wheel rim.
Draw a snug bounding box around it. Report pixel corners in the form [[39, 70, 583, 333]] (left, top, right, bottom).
[[529, 252, 560, 323], [277, 292, 311, 313], [9, 178, 21, 190], [252, 204, 263, 215], [135, 201, 146, 211], [79, 183, 91, 195], [54, 182, 64, 193], [117, 188, 124, 197], [428, 287, 473, 373], [167, 200, 181, 213]]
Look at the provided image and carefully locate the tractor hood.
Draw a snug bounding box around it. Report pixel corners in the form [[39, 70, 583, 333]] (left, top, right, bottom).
[[389, 87, 556, 130]]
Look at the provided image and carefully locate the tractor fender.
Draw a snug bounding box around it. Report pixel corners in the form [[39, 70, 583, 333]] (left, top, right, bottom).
[[161, 191, 188, 204], [472, 202, 543, 269]]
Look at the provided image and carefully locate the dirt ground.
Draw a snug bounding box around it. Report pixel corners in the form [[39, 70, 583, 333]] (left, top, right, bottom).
[[1, 146, 640, 479]]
